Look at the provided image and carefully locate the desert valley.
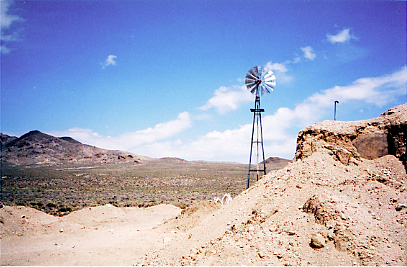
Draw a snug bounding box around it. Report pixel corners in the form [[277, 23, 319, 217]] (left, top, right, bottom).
[[1, 103, 406, 265]]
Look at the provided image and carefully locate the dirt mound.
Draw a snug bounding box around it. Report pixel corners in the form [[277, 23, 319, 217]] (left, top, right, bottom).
[[141, 152, 406, 266], [0, 205, 59, 236], [162, 200, 221, 232], [141, 105, 407, 266]]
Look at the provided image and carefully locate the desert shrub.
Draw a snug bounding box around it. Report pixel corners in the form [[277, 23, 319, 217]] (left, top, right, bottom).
[[30, 202, 43, 207], [58, 206, 72, 212], [46, 202, 57, 208]]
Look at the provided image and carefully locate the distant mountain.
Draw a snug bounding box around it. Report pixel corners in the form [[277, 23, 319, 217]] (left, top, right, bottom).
[[0, 133, 18, 148], [263, 156, 291, 170], [1, 130, 150, 165]]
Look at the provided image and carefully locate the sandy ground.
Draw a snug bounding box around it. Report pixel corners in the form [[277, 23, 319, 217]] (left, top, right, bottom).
[[2, 153, 406, 266], [1, 204, 181, 265]]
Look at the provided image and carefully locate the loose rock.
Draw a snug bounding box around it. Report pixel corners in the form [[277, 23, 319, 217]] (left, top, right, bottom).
[[310, 234, 325, 249]]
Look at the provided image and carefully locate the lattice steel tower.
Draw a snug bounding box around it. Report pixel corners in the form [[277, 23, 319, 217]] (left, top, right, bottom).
[[245, 66, 276, 188]]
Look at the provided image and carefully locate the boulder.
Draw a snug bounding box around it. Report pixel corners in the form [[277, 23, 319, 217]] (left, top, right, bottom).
[[310, 234, 325, 249], [352, 132, 388, 159]]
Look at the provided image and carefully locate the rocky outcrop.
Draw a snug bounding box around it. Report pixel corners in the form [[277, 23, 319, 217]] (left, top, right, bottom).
[[294, 104, 407, 166]]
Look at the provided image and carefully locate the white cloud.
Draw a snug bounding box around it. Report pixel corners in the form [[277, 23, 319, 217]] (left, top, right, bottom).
[[301, 46, 316, 60], [327, 28, 355, 44], [102, 55, 117, 69], [308, 66, 407, 107], [50, 68, 406, 162], [50, 112, 192, 152], [0, 0, 22, 29], [198, 85, 253, 114], [0, 0, 24, 54], [183, 67, 407, 162], [264, 61, 294, 84], [200, 61, 295, 115]]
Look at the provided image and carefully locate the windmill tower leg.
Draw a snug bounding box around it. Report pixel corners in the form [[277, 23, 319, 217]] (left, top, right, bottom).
[[247, 106, 256, 189], [259, 111, 267, 176], [247, 96, 266, 189]]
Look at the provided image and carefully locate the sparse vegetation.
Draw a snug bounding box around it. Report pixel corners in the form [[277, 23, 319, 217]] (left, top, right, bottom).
[[1, 159, 256, 215]]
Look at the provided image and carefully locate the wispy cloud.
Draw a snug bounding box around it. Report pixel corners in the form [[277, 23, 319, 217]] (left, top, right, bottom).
[[101, 55, 117, 69], [327, 28, 355, 44], [1, 0, 24, 54], [301, 46, 316, 60]]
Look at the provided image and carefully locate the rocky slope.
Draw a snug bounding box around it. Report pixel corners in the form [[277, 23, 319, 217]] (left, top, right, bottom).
[[140, 104, 407, 266], [1, 130, 149, 165]]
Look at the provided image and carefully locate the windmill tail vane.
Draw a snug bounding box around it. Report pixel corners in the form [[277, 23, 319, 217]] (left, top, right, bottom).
[[245, 66, 276, 189]]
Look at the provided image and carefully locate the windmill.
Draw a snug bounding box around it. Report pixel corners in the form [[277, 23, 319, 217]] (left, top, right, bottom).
[[245, 66, 276, 188]]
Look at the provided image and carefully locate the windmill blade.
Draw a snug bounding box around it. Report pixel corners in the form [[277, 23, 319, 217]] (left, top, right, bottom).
[[263, 71, 276, 92], [256, 66, 264, 77], [246, 83, 256, 91], [264, 74, 276, 83], [250, 86, 258, 95], [264, 78, 276, 87], [248, 68, 258, 80], [246, 72, 257, 81], [253, 66, 260, 77], [245, 81, 256, 88], [263, 70, 274, 79], [262, 85, 270, 95], [245, 77, 256, 84], [263, 84, 273, 93], [245, 75, 256, 85], [246, 84, 256, 92]]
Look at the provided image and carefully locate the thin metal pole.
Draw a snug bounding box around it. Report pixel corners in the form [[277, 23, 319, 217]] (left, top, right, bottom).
[[334, 100, 339, 121], [256, 100, 260, 181], [259, 109, 266, 176]]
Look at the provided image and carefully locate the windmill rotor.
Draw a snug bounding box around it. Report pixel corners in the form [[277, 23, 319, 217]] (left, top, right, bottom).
[[245, 66, 276, 96]]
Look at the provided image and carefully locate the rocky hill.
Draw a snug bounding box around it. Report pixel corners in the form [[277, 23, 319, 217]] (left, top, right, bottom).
[[0, 130, 149, 165]]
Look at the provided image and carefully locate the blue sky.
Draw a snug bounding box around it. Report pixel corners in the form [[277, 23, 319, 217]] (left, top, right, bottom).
[[1, 0, 406, 162]]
